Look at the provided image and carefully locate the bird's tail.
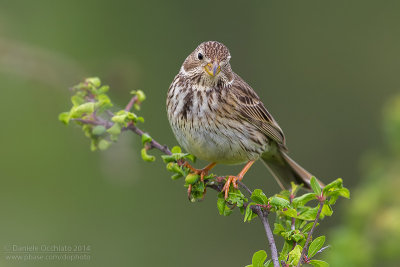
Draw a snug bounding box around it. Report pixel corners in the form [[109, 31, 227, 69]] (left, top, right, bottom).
[[261, 147, 324, 190]]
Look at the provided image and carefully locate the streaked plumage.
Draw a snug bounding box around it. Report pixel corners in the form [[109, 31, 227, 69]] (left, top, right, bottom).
[[167, 41, 322, 193]]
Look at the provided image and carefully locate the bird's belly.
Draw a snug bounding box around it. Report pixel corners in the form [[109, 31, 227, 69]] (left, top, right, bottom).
[[171, 118, 266, 164]]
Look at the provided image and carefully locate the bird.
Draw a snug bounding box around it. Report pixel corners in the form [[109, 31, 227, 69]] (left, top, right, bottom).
[[166, 41, 323, 199]]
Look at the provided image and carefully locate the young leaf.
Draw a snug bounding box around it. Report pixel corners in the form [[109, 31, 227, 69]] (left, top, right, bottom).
[[309, 259, 329, 267], [321, 204, 333, 217], [308, 236, 326, 258], [107, 123, 121, 140], [310, 177, 322, 195], [98, 139, 111, 150], [292, 193, 317, 207], [337, 187, 350, 199], [322, 178, 343, 195], [251, 250, 267, 267], [302, 222, 317, 233], [85, 77, 101, 87], [141, 148, 155, 162], [273, 223, 286, 235], [296, 206, 319, 221], [269, 196, 290, 209], [58, 112, 70, 125], [288, 245, 302, 266], [282, 208, 298, 218], [251, 189, 268, 205], [244, 203, 258, 222], [141, 133, 152, 145], [171, 146, 182, 154], [217, 196, 232, 216]]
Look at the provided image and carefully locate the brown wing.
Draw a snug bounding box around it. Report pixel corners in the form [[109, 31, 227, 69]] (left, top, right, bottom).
[[231, 73, 287, 149]]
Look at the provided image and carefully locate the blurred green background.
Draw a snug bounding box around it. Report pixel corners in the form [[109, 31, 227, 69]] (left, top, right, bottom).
[[1, 0, 400, 266]]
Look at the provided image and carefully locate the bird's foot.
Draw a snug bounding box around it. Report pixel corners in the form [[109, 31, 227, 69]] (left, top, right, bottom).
[[221, 160, 256, 199], [184, 162, 217, 200], [222, 175, 243, 199]]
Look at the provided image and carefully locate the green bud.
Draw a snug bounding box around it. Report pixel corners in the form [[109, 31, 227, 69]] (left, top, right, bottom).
[[166, 162, 175, 172], [171, 173, 183, 180], [98, 85, 109, 93], [85, 77, 101, 87], [92, 125, 106, 136], [70, 102, 95, 118], [136, 90, 146, 102], [171, 146, 182, 154], [185, 173, 199, 184], [58, 112, 70, 125], [98, 139, 111, 150]]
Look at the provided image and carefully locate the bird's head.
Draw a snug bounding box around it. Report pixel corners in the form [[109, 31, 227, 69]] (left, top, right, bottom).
[[180, 41, 234, 87]]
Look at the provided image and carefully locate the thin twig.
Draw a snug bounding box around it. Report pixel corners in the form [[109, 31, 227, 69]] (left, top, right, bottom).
[[125, 95, 138, 111], [238, 181, 279, 267], [297, 201, 324, 266], [127, 124, 171, 155], [255, 207, 280, 267]]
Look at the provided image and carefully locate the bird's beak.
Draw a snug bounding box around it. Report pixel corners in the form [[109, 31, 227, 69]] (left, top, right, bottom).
[[204, 62, 221, 77]]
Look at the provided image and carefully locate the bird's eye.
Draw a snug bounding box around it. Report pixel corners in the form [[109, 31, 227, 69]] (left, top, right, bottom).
[[197, 53, 203, 60]]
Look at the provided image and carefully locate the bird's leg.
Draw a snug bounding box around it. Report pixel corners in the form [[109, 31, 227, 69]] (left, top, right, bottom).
[[184, 162, 217, 199], [222, 160, 255, 199]]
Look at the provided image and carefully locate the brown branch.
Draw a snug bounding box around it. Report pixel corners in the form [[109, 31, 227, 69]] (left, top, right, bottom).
[[238, 181, 279, 267], [297, 200, 324, 267]]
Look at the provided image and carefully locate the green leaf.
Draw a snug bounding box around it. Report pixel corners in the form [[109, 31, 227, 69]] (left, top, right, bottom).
[[85, 77, 101, 87], [70, 102, 95, 118], [308, 236, 326, 258], [141, 133, 152, 145], [292, 193, 317, 207], [217, 196, 232, 216], [282, 208, 298, 218], [310, 177, 322, 195], [269, 196, 290, 209], [107, 123, 121, 141], [337, 187, 350, 199], [92, 125, 106, 136], [297, 206, 319, 221], [244, 203, 258, 222], [183, 153, 196, 163], [98, 139, 111, 150], [321, 204, 333, 217], [251, 250, 267, 267], [309, 259, 329, 267], [251, 189, 268, 205], [322, 178, 343, 195], [98, 85, 109, 94], [58, 112, 70, 125], [263, 259, 272, 267], [71, 94, 84, 106], [171, 146, 182, 154], [273, 223, 286, 235], [141, 148, 155, 162], [136, 90, 146, 102], [171, 173, 183, 180], [288, 245, 302, 266], [302, 222, 316, 233], [161, 155, 175, 163]]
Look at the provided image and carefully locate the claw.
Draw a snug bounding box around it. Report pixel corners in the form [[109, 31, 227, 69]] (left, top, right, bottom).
[[221, 160, 256, 200], [222, 176, 241, 199]]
